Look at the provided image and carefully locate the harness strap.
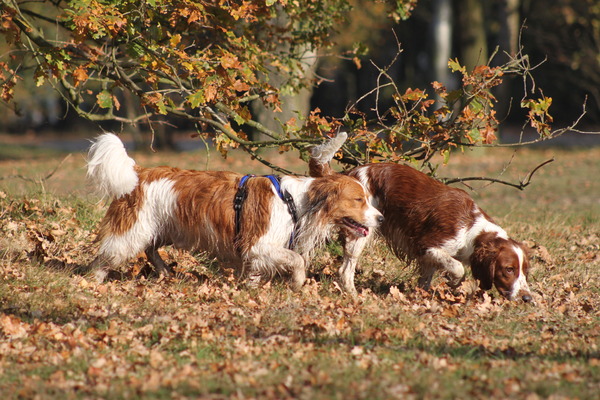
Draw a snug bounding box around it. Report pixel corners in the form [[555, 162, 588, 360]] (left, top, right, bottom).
[[234, 174, 298, 250], [264, 175, 299, 225], [234, 174, 254, 239]]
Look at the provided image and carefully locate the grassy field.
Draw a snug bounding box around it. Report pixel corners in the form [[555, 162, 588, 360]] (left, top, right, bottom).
[[0, 138, 598, 399]]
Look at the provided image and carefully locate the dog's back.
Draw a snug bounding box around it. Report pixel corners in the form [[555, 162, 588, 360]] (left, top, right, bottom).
[[350, 163, 480, 259]]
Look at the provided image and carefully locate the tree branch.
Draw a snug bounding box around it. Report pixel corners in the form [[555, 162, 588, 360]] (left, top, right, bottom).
[[215, 102, 281, 140], [442, 158, 554, 190]]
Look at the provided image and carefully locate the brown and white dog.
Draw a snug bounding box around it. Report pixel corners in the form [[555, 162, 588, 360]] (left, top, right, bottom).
[[310, 133, 533, 301], [82, 133, 382, 289]]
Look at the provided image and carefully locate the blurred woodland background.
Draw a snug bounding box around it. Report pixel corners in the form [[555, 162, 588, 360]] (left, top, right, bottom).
[[0, 0, 598, 156]]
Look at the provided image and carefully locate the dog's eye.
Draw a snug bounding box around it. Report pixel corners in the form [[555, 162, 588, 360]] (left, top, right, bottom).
[[505, 267, 515, 275], [355, 198, 364, 203]]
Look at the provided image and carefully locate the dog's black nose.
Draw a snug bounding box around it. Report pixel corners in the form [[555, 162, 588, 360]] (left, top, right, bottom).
[[377, 215, 384, 224], [522, 293, 533, 303]]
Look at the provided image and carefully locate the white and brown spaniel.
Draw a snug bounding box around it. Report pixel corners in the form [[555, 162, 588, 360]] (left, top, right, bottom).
[[310, 133, 533, 301], [82, 133, 383, 289]]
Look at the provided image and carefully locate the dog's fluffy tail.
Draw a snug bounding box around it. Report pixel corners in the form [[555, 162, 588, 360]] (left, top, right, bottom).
[[87, 133, 139, 198], [309, 131, 347, 177]]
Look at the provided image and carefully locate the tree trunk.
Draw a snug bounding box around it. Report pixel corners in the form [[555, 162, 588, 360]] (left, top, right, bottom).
[[455, 0, 488, 72], [499, 0, 520, 56], [250, 8, 316, 141], [431, 0, 454, 98], [496, 0, 521, 136], [251, 49, 316, 140], [123, 91, 143, 148]]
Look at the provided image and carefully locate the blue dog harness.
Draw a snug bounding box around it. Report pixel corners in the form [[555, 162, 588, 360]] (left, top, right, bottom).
[[234, 174, 299, 250]]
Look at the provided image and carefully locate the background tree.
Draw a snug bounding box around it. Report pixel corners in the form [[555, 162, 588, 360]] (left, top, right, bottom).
[[431, 0, 453, 101], [455, 0, 488, 72], [1, 0, 359, 153], [523, 0, 600, 124], [0, 0, 586, 178]]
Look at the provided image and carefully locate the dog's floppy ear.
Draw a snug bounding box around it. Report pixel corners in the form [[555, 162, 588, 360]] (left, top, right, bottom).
[[471, 235, 496, 290], [305, 180, 336, 215], [303, 176, 344, 222], [472, 253, 495, 290]]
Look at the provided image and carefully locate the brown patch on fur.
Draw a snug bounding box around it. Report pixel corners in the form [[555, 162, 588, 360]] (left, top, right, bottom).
[[96, 186, 143, 241], [96, 165, 186, 242], [170, 169, 238, 252], [235, 177, 275, 253], [308, 158, 334, 177], [354, 163, 480, 259], [470, 231, 501, 290], [169, 170, 273, 254]]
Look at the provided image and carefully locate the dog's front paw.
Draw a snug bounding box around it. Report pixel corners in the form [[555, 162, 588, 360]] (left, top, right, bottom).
[[446, 274, 465, 289]]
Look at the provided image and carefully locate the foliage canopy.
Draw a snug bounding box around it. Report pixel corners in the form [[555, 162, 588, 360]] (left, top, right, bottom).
[[0, 0, 569, 174]]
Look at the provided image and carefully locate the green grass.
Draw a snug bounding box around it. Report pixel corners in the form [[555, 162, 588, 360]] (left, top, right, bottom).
[[0, 143, 67, 161], [0, 144, 599, 399]]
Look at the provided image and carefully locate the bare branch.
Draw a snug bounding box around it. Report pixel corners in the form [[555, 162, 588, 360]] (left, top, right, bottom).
[[443, 158, 554, 190]]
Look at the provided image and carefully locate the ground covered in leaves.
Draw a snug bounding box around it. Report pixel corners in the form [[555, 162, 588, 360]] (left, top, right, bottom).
[[0, 143, 599, 399]]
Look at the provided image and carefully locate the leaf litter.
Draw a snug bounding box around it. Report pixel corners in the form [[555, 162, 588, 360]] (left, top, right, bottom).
[[1, 148, 599, 399]]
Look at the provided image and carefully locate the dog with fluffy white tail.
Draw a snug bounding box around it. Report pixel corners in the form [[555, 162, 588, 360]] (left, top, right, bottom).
[[82, 133, 383, 289]]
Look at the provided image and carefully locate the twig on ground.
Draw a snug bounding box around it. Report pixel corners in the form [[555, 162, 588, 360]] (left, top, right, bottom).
[[0, 154, 72, 184]]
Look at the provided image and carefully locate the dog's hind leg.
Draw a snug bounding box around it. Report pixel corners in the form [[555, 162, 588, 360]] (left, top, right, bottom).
[[75, 254, 112, 283], [84, 231, 156, 282], [145, 246, 174, 277]]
